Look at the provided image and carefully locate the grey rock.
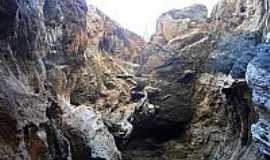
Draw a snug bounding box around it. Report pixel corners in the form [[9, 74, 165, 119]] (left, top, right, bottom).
[[0, 0, 130, 159], [63, 106, 122, 160], [165, 4, 208, 22], [206, 32, 258, 76], [246, 49, 270, 109], [251, 119, 270, 156]]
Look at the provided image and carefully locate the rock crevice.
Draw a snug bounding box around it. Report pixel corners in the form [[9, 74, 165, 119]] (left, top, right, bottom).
[[0, 0, 270, 160]]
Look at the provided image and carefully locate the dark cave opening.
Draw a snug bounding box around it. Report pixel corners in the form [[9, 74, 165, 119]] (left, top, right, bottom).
[[121, 120, 188, 151]]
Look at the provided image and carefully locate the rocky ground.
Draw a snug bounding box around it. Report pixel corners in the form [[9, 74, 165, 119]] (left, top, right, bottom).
[[0, 0, 269, 160]]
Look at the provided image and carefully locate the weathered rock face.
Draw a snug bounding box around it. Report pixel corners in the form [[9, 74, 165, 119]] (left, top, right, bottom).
[[151, 4, 208, 44], [246, 44, 270, 158], [1, 0, 270, 160], [140, 4, 211, 74], [135, 4, 215, 136], [0, 0, 143, 159], [63, 106, 122, 160], [87, 5, 146, 63], [211, 0, 265, 32], [210, 1, 270, 158], [123, 1, 270, 160], [247, 48, 270, 109], [124, 74, 259, 160]]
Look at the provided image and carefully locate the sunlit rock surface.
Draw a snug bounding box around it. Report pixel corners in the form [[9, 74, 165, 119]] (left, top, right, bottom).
[[87, 5, 146, 63], [152, 4, 208, 44]]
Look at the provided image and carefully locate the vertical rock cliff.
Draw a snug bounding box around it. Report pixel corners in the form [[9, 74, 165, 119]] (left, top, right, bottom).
[[124, 2, 270, 160], [0, 0, 143, 159], [0, 0, 269, 160]]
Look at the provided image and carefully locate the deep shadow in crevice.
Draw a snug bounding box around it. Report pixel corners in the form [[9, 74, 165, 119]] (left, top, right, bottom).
[[121, 120, 188, 151], [222, 81, 258, 145]]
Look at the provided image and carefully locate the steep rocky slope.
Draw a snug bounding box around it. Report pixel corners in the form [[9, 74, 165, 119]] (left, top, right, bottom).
[[87, 5, 146, 63], [0, 0, 269, 160], [0, 0, 143, 159], [124, 2, 269, 160]]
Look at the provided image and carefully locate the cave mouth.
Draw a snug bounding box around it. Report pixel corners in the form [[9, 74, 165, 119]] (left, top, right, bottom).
[[134, 122, 187, 142], [121, 121, 188, 151]]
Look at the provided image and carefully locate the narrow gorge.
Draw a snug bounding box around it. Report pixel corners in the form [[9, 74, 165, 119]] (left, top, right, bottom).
[[0, 0, 269, 160]]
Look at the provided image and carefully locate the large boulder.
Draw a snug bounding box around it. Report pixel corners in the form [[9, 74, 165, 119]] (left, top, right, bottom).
[[63, 105, 122, 160]]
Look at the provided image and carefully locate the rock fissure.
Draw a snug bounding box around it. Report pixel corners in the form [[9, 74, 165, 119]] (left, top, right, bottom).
[[0, 0, 270, 160]]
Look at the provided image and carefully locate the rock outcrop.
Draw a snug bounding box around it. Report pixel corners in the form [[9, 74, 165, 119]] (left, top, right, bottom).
[[0, 0, 270, 160], [247, 48, 270, 109], [246, 45, 270, 158], [124, 2, 269, 160], [87, 5, 146, 63], [151, 4, 208, 44], [140, 4, 210, 73], [0, 0, 142, 159]]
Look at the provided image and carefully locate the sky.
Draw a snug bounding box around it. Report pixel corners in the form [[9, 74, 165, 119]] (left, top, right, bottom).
[[87, 0, 218, 39]]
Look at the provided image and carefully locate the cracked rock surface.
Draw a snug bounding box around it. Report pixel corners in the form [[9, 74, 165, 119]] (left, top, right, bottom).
[[0, 0, 270, 160]]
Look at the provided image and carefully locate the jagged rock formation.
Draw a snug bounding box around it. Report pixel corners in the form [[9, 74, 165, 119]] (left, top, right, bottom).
[[247, 45, 270, 157], [151, 4, 208, 44], [87, 5, 145, 63], [247, 46, 270, 109], [0, 0, 142, 159], [0, 0, 270, 160], [140, 4, 210, 73], [124, 2, 269, 160]]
